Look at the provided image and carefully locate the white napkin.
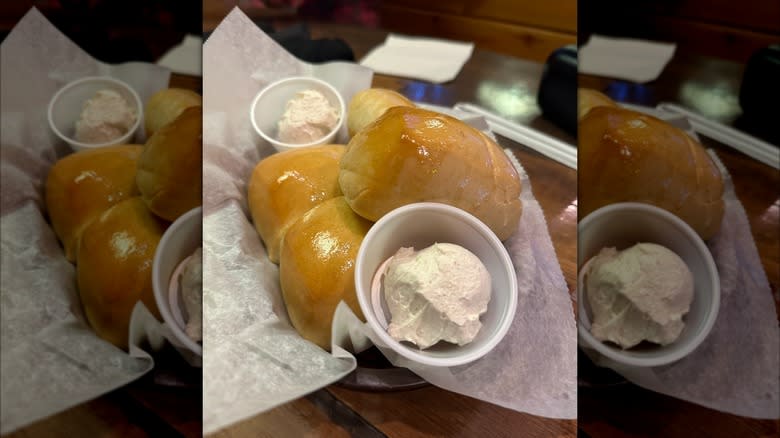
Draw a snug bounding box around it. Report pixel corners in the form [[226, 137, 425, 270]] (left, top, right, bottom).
[[360, 34, 474, 83], [579, 35, 676, 83], [157, 34, 202, 77]]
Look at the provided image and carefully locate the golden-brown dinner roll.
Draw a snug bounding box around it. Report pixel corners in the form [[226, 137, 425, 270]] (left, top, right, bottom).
[[578, 88, 616, 121], [77, 197, 166, 350], [279, 197, 371, 350], [45, 144, 143, 262], [247, 144, 345, 263], [579, 106, 724, 240], [339, 106, 522, 240], [347, 88, 415, 137], [144, 88, 202, 138], [137, 105, 202, 222]]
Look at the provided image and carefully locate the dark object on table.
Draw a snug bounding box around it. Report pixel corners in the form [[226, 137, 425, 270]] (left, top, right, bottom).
[[144, 342, 202, 388], [538, 45, 578, 138], [336, 346, 428, 392], [577, 348, 627, 388], [204, 21, 355, 63], [738, 44, 780, 146]]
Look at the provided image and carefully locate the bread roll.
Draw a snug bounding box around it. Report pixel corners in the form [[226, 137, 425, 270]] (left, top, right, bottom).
[[137, 105, 202, 222], [77, 197, 166, 349], [279, 197, 370, 350], [579, 106, 724, 240], [144, 88, 202, 138], [339, 106, 522, 240], [347, 88, 414, 137], [578, 88, 616, 120], [247, 145, 345, 263], [45, 144, 143, 261]]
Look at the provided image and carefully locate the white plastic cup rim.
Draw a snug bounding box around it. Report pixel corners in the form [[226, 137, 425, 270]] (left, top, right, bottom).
[[355, 202, 518, 368], [249, 76, 345, 152], [152, 206, 203, 356], [47, 76, 143, 151], [577, 202, 720, 367]]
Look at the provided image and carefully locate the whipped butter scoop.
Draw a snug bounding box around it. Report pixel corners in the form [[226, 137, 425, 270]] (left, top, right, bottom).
[[381, 243, 492, 349], [276, 89, 340, 144], [585, 242, 694, 349], [75, 88, 137, 144], [180, 247, 203, 342]]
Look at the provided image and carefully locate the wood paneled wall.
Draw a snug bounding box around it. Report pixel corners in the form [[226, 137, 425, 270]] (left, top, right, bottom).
[[379, 0, 577, 62], [578, 0, 780, 62]]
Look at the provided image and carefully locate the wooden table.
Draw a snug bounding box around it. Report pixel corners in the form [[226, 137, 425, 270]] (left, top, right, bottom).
[[579, 53, 780, 438], [206, 21, 577, 438], [5, 73, 203, 438]]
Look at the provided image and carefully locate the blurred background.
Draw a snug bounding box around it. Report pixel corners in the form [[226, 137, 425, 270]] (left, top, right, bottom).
[[0, 1, 201, 63], [578, 0, 779, 63], [203, 0, 576, 62], [578, 0, 780, 144]]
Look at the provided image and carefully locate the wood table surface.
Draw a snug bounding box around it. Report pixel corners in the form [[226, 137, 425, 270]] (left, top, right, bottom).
[[4, 73, 203, 438], [579, 53, 780, 438], [206, 20, 577, 438]]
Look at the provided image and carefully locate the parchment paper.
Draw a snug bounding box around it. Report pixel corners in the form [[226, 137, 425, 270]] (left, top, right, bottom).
[[203, 8, 576, 434], [0, 8, 181, 434], [581, 111, 780, 419]]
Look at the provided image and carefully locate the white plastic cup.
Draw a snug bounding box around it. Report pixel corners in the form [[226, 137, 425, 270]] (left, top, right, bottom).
[[578, 202, 720, 367], [153, 207, 203, 358], [355, 202, 518, 367], [48, 76, 143, 152], [250, 76, 345, 153]]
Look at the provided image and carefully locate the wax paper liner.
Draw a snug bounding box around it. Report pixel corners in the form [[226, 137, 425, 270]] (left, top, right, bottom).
[[0, 8, 189, 434], [580, 111, 780, 419], [202, 8, 576, 434]]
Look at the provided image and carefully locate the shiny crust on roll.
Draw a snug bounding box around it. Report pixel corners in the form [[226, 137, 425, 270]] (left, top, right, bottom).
[[279, 197, 370, 350], [77, 197, 166, 350], [45, 144, 143, 261], [579, 106, 724, 240], [578, 88, 617, 121], [137, 105, 203, 222], [339, 106, 522, 240], [247, 144, 346, 264], [144, 88, 202, 138], [347, 88, 415, 137]]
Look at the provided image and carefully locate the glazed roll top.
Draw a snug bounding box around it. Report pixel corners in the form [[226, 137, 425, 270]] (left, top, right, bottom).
[[136, 105, 203, 222], [578, 88, 617, 120], [76, 197, 166, 349], [144, 88, 202, 138], [45, 144, 143, 261], [247, 144, 346, 263], [579, 106, 724, 240], [279, 197, 371, 350], [347, 88, 415, 137], [339, 106, 522, 240]]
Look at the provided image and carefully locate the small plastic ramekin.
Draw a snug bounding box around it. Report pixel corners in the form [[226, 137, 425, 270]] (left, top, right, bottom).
[[48, 76, 143, 152], [250, 76, 345, 153], [578, 202, 720, 367], [152, 206, 203, 359], [355, 202, 518, 367]]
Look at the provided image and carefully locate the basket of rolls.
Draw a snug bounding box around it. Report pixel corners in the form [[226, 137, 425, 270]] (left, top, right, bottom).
[[577, 88, 723, 365], [246, 86, 522, 368], [45, 86, 203, 352]]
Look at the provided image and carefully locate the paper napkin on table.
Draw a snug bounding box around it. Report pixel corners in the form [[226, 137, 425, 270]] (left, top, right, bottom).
[[360, 34, 474, 83], [579, 35, 676, 83], [157, 34, 202, 76]]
